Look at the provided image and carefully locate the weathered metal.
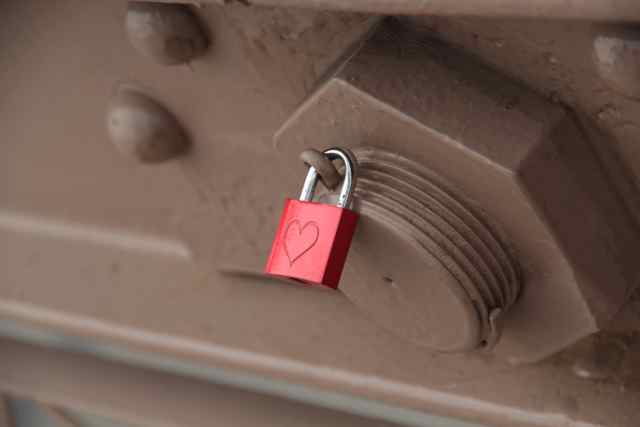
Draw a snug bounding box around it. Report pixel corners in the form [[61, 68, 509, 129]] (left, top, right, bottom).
[[593, 26, 640, 100], [0, 397, 14, 427], [1, 1, 640, 427], [158, 0, 640, 22], [126, 2, 210, 65], [276, 19, 640, 360], [106, 85, 190, 162]]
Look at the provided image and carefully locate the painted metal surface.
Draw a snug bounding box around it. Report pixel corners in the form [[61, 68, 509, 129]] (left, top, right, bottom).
[[1, 1, 639, 427], [0, 336, 481, 427], [161, 0, 640, 21], [275, 19, 640, 360]]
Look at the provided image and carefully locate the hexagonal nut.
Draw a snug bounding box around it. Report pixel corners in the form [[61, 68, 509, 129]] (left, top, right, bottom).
[[274, 22, 640, 362]]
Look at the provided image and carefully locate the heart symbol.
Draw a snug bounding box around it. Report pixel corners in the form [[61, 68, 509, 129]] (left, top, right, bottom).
[[283, 219, 320, 266]]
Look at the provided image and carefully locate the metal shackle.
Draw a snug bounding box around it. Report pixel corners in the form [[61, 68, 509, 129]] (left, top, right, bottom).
[[299, 148, 357, 209]]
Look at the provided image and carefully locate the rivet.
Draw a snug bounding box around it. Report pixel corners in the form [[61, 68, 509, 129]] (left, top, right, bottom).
[[593, 27, 640, 100], [571, 335, 627, 381], [126, 1, 210, 66], [106, 85, 189, 163]]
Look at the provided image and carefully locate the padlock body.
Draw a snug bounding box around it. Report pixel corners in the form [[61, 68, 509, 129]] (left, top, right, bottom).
[[265, 199, 358, 289]]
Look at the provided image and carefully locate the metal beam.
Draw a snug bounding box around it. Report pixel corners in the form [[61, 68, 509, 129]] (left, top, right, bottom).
[[179, 0, 640, 21], [0, 397, 14, 427]]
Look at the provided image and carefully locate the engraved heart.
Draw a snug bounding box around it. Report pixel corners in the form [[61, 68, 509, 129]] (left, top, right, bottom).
[[283, 219, 320, 266]]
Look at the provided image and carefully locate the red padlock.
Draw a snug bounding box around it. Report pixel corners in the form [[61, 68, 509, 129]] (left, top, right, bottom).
[[265, 148, 359, 289]]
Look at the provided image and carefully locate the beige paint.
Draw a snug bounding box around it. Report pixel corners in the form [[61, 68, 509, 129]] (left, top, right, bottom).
[[413, 16, 640, 224], [0, 338, 407, 427], [275, 22, 639, 361], [154, 0, 640, 21], [0, 397, 14, 427], [0, 1, 639, 427], [38, 405, 79, 427]]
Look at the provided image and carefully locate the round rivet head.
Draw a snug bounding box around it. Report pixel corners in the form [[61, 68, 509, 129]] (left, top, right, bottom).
[[126, 1, 209, 65], [571, 335, 627, 381], [594, 27, 640, 100], [106, 86, 189, 163]]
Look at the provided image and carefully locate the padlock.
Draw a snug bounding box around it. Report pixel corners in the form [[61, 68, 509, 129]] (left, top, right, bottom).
[[265, 148, 359, 289]]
